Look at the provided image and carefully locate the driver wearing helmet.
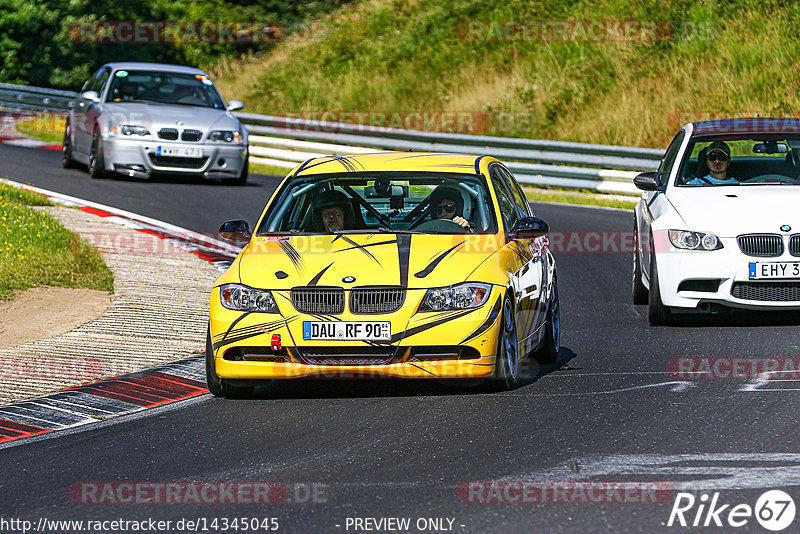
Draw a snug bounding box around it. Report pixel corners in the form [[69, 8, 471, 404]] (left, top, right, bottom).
[[429, 185, 471, 231], [310, 189, 357, 233]]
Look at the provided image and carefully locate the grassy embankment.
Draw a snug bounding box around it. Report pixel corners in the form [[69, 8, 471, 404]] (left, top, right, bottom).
[[0, 182, 113, 300], [209, 0, 799, 149]]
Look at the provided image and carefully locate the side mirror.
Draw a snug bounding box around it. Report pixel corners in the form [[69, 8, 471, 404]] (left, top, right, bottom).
[[633, 172, 660, 191], [219, 219, 251, 243], [227, 100, 244, 112], [509, 216, 549, 240], [81, 90, 100, 103]]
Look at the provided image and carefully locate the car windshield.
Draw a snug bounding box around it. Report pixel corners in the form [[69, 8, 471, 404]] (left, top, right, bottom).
[[257, 172, 498, 235], [105, 70, 225, 109], [676, 136, 800, 186]]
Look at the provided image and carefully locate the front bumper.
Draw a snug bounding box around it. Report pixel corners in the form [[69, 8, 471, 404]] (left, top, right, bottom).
[[656, 236, 800, 311], [209, 288, 503, 380], [102, 137, 247, 179]]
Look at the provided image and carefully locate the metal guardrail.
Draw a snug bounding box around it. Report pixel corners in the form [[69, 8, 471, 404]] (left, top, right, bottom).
[[0, 83, 75, 112], [0, 82, 661, 195]]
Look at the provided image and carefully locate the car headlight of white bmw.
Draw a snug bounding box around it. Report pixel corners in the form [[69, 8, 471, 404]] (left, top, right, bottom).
[[419, 283, 492, 311], [219, 284, 278, 312], [668, 230, 723, 251]]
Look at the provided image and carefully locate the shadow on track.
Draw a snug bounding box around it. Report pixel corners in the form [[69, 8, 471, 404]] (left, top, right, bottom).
[[632, 305, 800, 328], [223, 347, 579, 400]]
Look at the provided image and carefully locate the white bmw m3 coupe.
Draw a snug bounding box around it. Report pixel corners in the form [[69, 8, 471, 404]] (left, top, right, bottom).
[[633, 118, 800, 325]]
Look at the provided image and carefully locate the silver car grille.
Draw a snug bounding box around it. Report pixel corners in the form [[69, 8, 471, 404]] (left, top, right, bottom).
[[181, 129, 202, 142], [790, 235, 800, 257], [291, 287, 345, 314], [157, 128, 179, 140], [732, 282, 800, 302], [349, 287, 406, 314], [737, 234, 783, 257]]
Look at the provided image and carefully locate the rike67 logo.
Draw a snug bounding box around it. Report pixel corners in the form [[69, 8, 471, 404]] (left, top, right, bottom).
[[668, 490, 796, 531]]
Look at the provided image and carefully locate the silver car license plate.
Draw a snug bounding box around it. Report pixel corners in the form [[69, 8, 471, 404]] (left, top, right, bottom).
[[749, 262, 800, 279], [302, 321, 391, 341], [156, 146, 203, 158]]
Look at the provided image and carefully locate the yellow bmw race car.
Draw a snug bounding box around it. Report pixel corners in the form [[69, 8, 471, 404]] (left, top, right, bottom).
[[207, 152, 560, 396]]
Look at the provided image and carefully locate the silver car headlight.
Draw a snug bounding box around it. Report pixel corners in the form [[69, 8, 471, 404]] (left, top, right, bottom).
[[109, 124, 150, 137], [219, 284, 278, 312], [419, 283, 492, 312], [668, 230, 723, 251], [208, 130, 243, 143]]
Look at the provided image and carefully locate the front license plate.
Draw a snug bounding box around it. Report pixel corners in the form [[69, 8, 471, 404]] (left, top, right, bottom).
[[749, 262, 800, 280], [302, 321, 391, 341], [156, 146, 203, 158]]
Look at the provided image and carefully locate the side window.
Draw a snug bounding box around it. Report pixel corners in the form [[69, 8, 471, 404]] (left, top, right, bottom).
[[90, 68, 110, 95], [498, 166, 532, 217], [490, 166, 519, 231], [658, 131, 685, 181]]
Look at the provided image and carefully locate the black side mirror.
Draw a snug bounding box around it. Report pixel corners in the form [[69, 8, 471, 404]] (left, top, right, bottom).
[[219, 219, 251, 243], [633, 172, 661, 191], [509, 216, 549, 240]]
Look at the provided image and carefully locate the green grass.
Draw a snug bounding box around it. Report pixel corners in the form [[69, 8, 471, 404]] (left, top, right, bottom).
[[250, 161, 292, 177], [0, 183, 114, 300], [209, 0, 800, 149]]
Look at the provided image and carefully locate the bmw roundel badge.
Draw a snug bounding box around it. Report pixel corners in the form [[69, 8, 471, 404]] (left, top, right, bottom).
[[342, 276, 356, 283], [781, 225, 792, 232]]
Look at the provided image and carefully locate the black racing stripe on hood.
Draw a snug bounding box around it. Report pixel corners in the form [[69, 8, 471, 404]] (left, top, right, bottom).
[[414, 240, 465, 278], [278, 241, 304, 272], [390, 307, 477, 343], [460, 296, 502, 344], [397, 234, 412, 287], [334, 236, 395, 264], [308, 263, 334, 286]]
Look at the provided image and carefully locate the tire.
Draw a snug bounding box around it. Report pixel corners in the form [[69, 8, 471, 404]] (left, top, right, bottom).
[[632, 221, 649, 305], [232, 159, 248, 186], [533, 275, 560, 364], [205, 326, 254, 398], [61, 124, 76, 169], [487, 295, 519, 391], [88, 127, 107, 179], [648, 253, 673, 326]]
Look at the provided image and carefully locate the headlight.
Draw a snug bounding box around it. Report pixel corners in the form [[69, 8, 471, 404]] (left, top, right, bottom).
[[668, 230, 723, 250], [109, 125, 150, 137], [419, 283, 492, 312], [219, 284, 278, 312], [209, 130, 243, 143]]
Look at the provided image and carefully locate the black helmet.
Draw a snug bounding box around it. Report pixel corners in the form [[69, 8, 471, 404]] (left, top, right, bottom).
[[429, 185, 464, 217], [310, 189, 355, 231]]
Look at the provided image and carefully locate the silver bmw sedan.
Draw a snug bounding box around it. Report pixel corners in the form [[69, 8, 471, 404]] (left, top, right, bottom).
[[62, 62, 249, 185]]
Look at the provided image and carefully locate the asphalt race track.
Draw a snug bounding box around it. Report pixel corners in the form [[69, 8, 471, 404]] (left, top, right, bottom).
[[2, 143, 800, 532]]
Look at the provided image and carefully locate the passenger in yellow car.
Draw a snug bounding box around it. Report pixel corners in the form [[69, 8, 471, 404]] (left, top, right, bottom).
[[310, 189, 357, 232], [430, 185, 472, 231]]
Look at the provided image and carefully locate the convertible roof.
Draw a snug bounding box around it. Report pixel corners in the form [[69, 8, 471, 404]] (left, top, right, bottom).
[[692, 117, 800, 136], [292, 152, 490, 176]]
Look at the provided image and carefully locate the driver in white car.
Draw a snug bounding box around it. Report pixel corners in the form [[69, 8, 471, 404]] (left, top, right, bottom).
[[686, 141, 739, 185]]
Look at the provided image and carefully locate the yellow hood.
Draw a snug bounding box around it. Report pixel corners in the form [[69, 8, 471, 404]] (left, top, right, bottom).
[[237, 233, 504, 289]]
